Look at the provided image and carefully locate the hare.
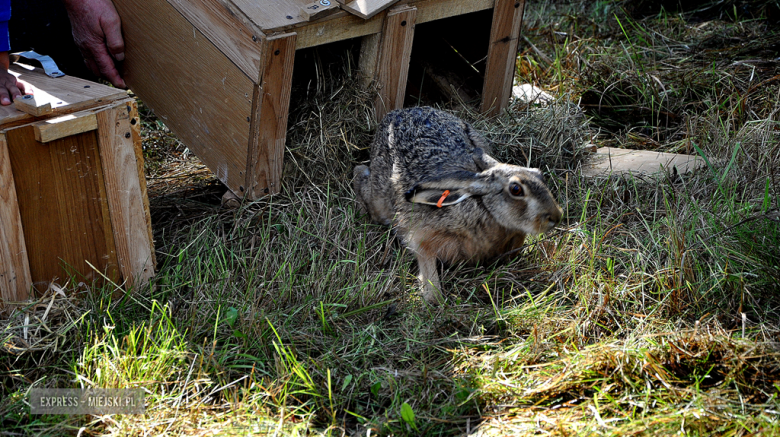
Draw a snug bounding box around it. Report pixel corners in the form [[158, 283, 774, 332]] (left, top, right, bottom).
[[353, 107, 562, 304]]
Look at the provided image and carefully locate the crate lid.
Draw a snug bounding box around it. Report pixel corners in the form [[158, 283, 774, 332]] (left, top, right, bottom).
[[0, 65, 128, 129]]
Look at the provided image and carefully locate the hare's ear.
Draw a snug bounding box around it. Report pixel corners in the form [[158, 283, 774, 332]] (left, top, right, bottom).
[[404, 171, 500, 207], [527, 167, 544, 180], [473, 148, 499, 171]]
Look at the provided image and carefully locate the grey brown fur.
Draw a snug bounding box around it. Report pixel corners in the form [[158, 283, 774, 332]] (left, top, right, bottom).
[[354, 107, 562, 304]]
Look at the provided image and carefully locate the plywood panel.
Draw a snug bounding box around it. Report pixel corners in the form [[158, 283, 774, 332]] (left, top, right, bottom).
[[6, 126, 119, 288], [246, 33, 297, 198], [0, 133, 32, 304], [166, 0, 266, 82], [114, 0, 255, 194], [480, 0, 524, 115], [0, 67, 128, 129], [374, 6, 417, 120], [96, 102, 155, 289]]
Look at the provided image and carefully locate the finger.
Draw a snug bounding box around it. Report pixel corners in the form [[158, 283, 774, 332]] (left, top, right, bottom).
[[91, 45, 126, 88], [17, 79, 30, 96], [8, 84, 22, 101], [102, 16, 125, 62], [0, 88, 11, 106]]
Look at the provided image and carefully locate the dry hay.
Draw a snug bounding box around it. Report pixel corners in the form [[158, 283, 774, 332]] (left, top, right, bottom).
[[457, 97, 591, 172], [463, 324, 780, 435], [280, 75, 591, 198], [4, 4, 776, 434], [2, 283, 84, 357]]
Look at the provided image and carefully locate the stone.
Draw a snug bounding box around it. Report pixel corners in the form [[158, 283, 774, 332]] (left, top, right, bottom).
[[582, 147, 706, 177], [512, 83, 554, 105]]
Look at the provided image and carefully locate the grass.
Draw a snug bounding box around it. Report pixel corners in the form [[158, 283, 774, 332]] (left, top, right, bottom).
[[3, 0, 780, 435]]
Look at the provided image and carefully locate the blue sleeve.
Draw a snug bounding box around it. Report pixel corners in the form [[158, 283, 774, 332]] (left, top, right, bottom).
[[0, 0, 9, 52]]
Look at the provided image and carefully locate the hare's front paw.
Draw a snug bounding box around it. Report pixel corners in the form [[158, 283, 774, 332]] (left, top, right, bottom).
[[353, 165, 371, 214], [417, 252, 444, 305], [421, 280, 444, 306]]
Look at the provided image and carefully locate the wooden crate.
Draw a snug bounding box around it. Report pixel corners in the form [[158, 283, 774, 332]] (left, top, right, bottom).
[[0, 67, 155, 306], [112, 0, 525, 200]]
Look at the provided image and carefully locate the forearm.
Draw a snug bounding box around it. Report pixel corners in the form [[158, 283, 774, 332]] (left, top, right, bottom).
[[0, 0, 11, 53]]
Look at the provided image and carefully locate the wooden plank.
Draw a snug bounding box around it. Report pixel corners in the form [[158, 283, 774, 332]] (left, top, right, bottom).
[[295, 11, 383, 49], [237, 0, 494, 35], [0, 133, 32, 305], [292, 0, 493, 49], [6, 125, 120, 289], [0, 67, 128, 129], [33, 112, 98, 143], [301, 0, 339, 20], [114, 0, 255, 194], [374, 6, 417, 120], [13, 94, 53, 117], [166, 0, 266, 82], [96, 101, 155, 289], [127, 100, 157, 271], [411, 0, 494, 26], [341, 0, 401, 19], [246, 33, 297, 199], [480, 0, 525, 115], [229, 0, 313, 32]]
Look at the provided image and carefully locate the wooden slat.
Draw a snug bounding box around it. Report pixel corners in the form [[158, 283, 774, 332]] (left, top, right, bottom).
[[6, 125, 120, 289], [301, 0, 339, 20], [114, 0, 255, 194], [358, 32, 382, 87], [33, 112, 98, 143], [480, 0, 525, 115], [128, 100, 157, 272], [292, 0, 493, 48], [295, 12, 383, 49], [230, 0, 312, 32], [96, 101, 155, 289], [234, 0, 494, 35], [246, 33, 297, 198], [13, 94, 52, 117], [0, 67, 128, 129], [341, 0, 401, 19], [0, 133, 32, 305], [374, 6, 417, 120], [411, 0, 493, 26], [166, 0, 266, 82]]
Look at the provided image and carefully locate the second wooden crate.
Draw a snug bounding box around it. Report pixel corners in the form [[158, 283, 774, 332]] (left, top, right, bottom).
[[0, 67, 155, 306]]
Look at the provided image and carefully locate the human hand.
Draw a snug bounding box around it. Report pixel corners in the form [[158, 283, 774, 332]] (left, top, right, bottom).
[[63, 0, 126, 88], [0, 52, 29, 106]]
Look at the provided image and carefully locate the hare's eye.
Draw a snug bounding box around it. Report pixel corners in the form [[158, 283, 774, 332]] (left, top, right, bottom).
[[509, 183, 524, 197]]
